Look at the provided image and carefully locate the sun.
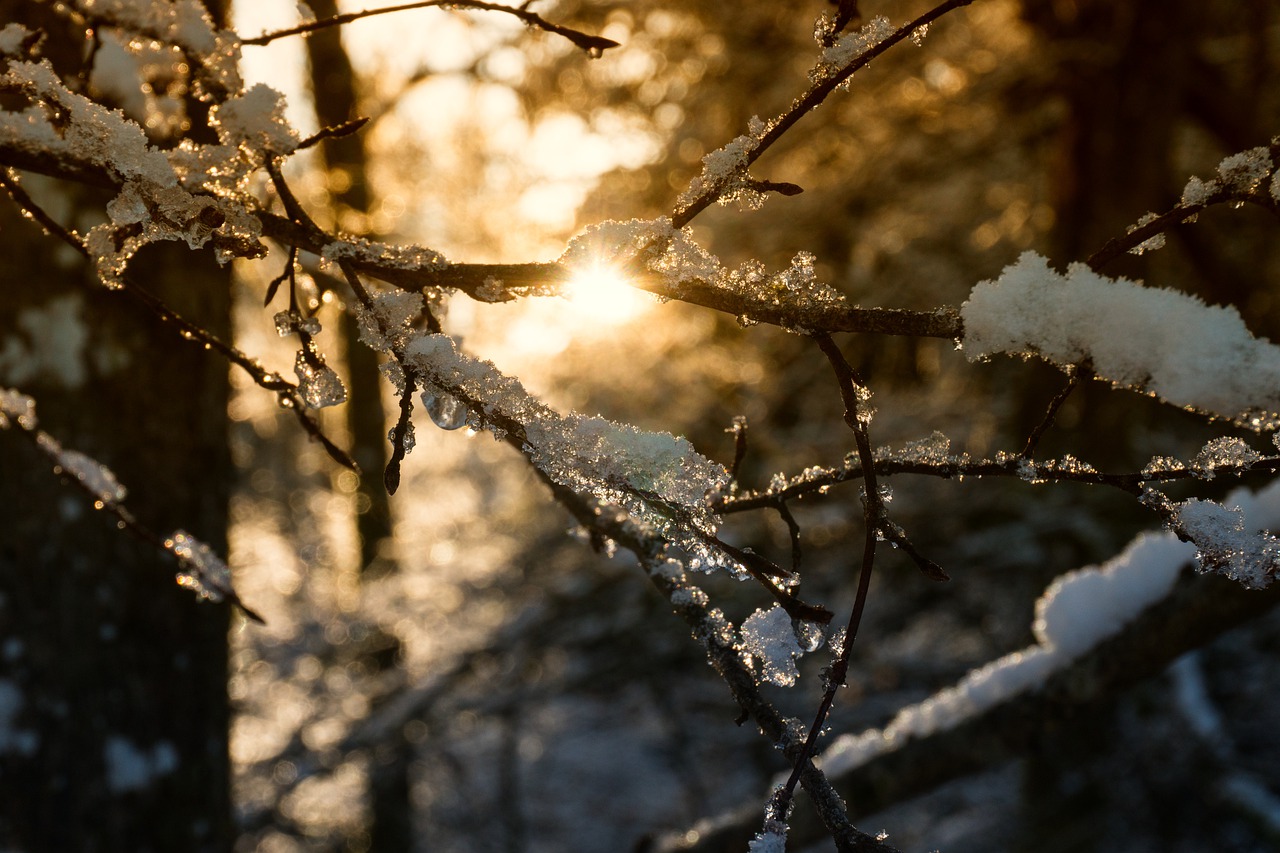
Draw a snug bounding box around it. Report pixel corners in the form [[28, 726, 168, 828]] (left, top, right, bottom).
[[562, 260, 652, 327]]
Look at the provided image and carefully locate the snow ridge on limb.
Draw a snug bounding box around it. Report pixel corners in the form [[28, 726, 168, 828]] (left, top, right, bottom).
[[961, 252, 1280, 428], [819, 478, 1280, 783]]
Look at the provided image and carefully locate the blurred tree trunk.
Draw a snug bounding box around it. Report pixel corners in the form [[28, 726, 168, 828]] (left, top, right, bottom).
[[302, 4, 413, 849], [303, 0, 396, 577], [0, 4, 233, 850]]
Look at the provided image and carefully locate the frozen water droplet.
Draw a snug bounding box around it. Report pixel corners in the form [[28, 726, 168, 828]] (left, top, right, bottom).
[[795, 620, 826, 653], [294, 352, 347, 408], [422, 391, 467, 430]]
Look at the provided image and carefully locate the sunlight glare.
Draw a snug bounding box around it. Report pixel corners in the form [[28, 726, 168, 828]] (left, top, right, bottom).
[[564, 261, 652, 327]]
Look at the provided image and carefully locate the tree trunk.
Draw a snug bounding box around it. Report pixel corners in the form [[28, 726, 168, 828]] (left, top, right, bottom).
[[0, 5, 234, 849]]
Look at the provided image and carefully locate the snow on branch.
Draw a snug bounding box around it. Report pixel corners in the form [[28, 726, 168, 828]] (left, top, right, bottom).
[[961, 252, 1280, 428], [820, 480, 1280, 778], [0, 385, 261, 620]]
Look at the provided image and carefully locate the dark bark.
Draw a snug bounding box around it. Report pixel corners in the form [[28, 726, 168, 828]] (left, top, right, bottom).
[[0, 5, 234, 849]]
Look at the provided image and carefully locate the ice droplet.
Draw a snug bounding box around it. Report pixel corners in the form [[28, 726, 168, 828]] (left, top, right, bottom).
[[294, 351, 347, 408], [422, 391, 467, 430]]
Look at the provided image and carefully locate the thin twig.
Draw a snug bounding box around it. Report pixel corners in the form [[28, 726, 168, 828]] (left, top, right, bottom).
[[1020, 366, 1085, 458], [772, 333, 884, 833], [242, 0, 620, 55], [672, 0, 975, 228]]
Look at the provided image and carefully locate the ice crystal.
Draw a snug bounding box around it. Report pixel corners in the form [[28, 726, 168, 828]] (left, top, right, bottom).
[[274, 310, 319, 337], [879, 430, 951, 464], [1191, 436, 1260, 479], [740, 605, 803, 687], [294, 352, 347, 408], [1127, 212, 1166, 255], [962, 252, 1280, 425], [165, 530, 233, 602]]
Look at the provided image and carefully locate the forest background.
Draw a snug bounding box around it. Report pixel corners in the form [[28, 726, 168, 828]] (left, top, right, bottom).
[[1, 0, 1279, 851]]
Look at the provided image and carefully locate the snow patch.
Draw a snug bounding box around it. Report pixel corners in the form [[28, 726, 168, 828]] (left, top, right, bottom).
[[961, 252, 1280, 427]]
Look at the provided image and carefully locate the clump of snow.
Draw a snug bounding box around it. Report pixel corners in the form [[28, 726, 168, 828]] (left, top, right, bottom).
[[0, 59, 177, 186], [748, 819, 788, 853], [811, 16, 894, 84], [1126, 212, 1166, 255], [740, 605, 804, 687], [56, 446, 128, 505], [961, 252, 1280, 426], [0, 294, 90, 389], [395, 330, 730, 554], [165, 530, 235, 603], [72, 0, 243, 96], [1190, 436, 1260, 479], [1173, 498, 1279, 589], [355, 290, 424, 352], [1181, 175, 1219, 206], [322, 236, 449, 272], [1216, 147, 1273, 193], [210, 84, 298, 155], [0, 679, 39, 756], [0, 23, 33, 56], [676, 134, 763, 211]]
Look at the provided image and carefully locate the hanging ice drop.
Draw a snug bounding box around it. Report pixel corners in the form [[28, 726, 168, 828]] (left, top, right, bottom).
[[422, 391, 468, 430]]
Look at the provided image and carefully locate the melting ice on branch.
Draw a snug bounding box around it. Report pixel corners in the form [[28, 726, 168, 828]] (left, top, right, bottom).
[[740, 604, 805, 687], [961, 252, 1280, 427]]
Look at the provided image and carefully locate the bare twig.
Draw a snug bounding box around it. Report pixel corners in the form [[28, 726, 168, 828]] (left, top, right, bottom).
[[672, 0, 976, 228], [769, 333, 885, 834], [242, 0, 620, 56]]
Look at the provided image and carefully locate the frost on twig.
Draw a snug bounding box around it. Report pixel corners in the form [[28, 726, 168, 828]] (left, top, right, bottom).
[[961, 252, 1280, 427], [65, 0, 244, 98], [356, 289, 733, 559], [562, 218, 847, 330], [809, 16, 895, 86]]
